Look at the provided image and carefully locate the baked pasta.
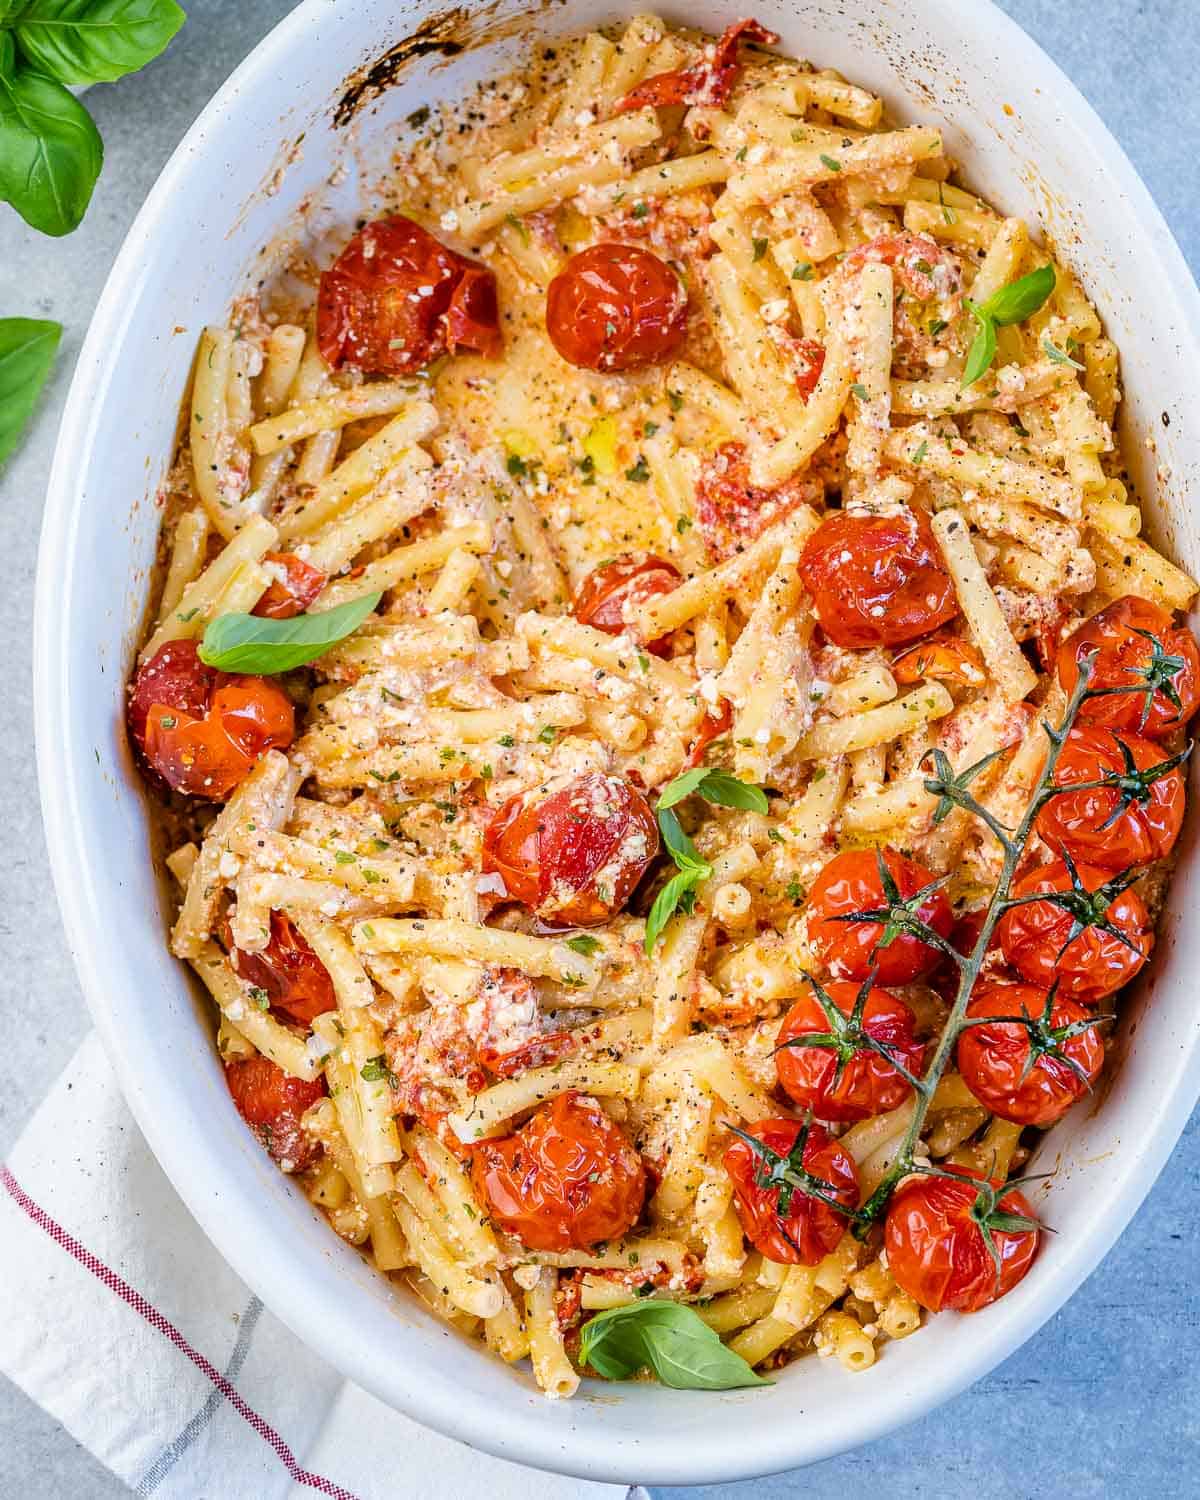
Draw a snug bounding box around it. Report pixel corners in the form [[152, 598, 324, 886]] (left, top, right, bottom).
[[127, 15, 1199, 1396]]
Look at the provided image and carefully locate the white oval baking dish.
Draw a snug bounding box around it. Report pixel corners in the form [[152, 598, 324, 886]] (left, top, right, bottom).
[[34, 0, 1200, 1483]]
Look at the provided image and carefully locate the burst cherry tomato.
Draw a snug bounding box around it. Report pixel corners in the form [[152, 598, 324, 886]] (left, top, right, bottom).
[[694, 441, 818, 561], [956, 979, 1105, 1128], [997, 857, 1151, 1003], [1057, 595, 1200, 739], [253, 553, 327, 620], [892, 637, 986, 688], [798, 508, 958, 649], [806, 847, 953, 985], [222, 910, 336, 1026], [545, 243, 687, 372], [1036, 725, 1186, 871], [470, 1091, 646, 1252], [682, 697, 733, 771], [775, 978, 924, 1122], [884, 1166, 1039, 1313], [483, 772, 658, 927], [316, 215, 500, 375], [225, 1055, 325, 1172], [724, 1117, 859, 1265], [572, 554, 681, 654], [128, 639, 294, 800], [614, 18, 777, 113]]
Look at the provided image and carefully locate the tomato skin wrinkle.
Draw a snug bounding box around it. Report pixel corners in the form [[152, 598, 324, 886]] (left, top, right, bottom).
[[806, 847, 953, 985], [884, 1166, 1038, 1313], [1057, 594, 1200, 738], [470, 1092, 646, 1252], [724, 1117, 859, 1265], [956, 979, 1104, 1127], [573, 553, 681, 653], [253, 552, 327, 620], [482, 772, 658, 927], [546, 244, 687, 372], [317, 215, 500, 375], [223, 910, 337, 1026], [797, 507, 958, 649], [225, 1055, 325, 1172]]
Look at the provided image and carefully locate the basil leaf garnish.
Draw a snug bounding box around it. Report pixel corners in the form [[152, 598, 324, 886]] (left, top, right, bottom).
[[959, 263, 1056, 388], [198, 591, 381, 673], [0, 47, 102, 235], [644, 864, 707, 954], [961, 302, 997, 388], [580, 1301, 771, 1389], [0, 316, 60, 465], [657, 766, 769, 814], [15, 0, 185, 86]]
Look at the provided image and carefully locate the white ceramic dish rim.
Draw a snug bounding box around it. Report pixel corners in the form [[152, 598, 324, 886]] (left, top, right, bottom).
[[33, 0, 1200, 1484]]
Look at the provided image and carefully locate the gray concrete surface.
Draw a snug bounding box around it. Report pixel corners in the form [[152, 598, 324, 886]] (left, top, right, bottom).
[[0, 1, 1196, 1495]]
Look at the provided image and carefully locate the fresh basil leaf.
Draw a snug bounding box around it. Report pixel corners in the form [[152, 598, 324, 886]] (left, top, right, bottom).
[[0, 57, 102, 234], [580, 1301, 770, 1389], [0, 316, 60, 466], [655, 767, 712, 810], [656, 806, 709, 872], [657, 767, 769, 814], [1041, 333, 1084, 370], [198, 591, 381, 673], [961, 302, 996, 388], [980, 262, 1055, 327], [15, 0, 185, 86], [644, 865, 706, 953]]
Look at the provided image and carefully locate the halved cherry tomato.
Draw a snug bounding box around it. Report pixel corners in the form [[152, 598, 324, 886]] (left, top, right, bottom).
[[316, 215, 500, 375], [724, 1117, 860, 1265], [893, 637, 986, 688], [253, 552, 327, 620], [225, 1055, 325, 1172], [1057, 595, 1200, 739], [693, 441, 820, 561], [545, 243, 687, 372], [956, 979, 1105, 1128], [128, 639, 294, 800], [482, 772, 658, 927], [572, 554, 681, 654], [470, 1091, 646, 1252], [884, 1165, 1039, 1313], [222, 910, 336, 1026], [997, 857, 1151, 1004], [775, 978, 924, 1122], [614, 18, 777, 114], [1036, 724, 1186, 870], [797, 508, 958, 649], [806, 847, 953, 985]]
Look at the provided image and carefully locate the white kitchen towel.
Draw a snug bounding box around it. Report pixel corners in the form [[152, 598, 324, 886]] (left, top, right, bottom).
[[0, 1032, 635, 1500]]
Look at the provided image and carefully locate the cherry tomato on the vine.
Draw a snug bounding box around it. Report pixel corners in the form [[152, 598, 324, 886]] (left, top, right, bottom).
[[572, 554, 681, 654], [470, 1091, 646, 1252], [805, 847, 953, 985], [724, 1117, 860, 1265], [956, 979, 1105, 1127], [253, 552, 327, 620], [884, 1165, 1039, 1313], [222, 910, 337, 1026], [545, 243, 687, 372], [775, 978, 924, 1122], [225, 1055, 325, 1172], [1057, 594, 1200, 739], [482, 772, 658, 927]]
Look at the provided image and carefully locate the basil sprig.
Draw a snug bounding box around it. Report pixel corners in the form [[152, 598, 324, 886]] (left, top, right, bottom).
[[198, 591, 381, 674], [0, 315, 59, 465], [961, 263, 1055, 387], [644, 768, 768, 953], [580, 1301, 770, 1390], [0, 0, 184, 236]]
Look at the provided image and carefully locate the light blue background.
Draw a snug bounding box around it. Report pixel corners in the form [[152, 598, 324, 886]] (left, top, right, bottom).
[[0, 2, 1195, 1494]]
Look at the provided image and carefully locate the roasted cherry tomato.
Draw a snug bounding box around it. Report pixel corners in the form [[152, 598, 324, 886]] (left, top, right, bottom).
[[842, 231, 963, 305], [806, 847, 953, 985], [1057, 595, 1200, 739], [545, 243, 687, 372], [614, 18, 777, 113], [694, 441, 818, 561], [128, 639, 294, 800], [956, 979, 1105, 1128], [884, 1165, 1039, 1313], [483, 772, 658, 927], [929, 907, 990, 1004], [775, 978, 924, 1122], [1036, 724, 1186, 871], [724, 1117, 860, 1265], [892, 637, 986, 688], [682, 697, 733, 771], [253, 552, 327, 620], [797, 508, 958, 649], [316, 215, 500, 375], [997, 857, 1152, 1004], [225, 1055, 325, 1172], [572, 553, 681, 654], [470, 1091, 646, 1252], [222, 910, 336, 1026]]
